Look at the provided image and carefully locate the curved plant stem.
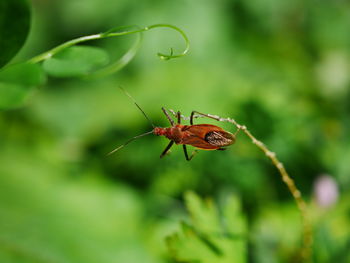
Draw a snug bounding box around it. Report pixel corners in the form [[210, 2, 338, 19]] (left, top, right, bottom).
[[171, 110, 313, 262], [28, 24, 189, 65], [89, 31, 143, 78]]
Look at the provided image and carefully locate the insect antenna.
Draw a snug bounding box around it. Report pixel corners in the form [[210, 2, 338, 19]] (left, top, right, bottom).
[[108, 87, 155, 156], [107, 130, 154, 156], [119, 86, 155, 128]]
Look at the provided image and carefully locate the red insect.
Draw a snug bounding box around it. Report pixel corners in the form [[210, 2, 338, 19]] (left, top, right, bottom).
[[108, 90, 236, 160]]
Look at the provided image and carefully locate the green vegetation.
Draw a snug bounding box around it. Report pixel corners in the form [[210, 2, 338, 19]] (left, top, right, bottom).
[[0, 0, 349, 262]]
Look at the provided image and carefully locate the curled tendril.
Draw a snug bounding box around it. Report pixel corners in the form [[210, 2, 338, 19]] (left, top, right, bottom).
[[158, 48, 174, 61], [104, 24, 189, 60], [144, 24, 189, 60], [28, 24, 189, 75]]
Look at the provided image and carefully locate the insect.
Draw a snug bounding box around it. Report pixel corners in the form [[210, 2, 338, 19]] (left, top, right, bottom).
[[108, 89, 237, 161]]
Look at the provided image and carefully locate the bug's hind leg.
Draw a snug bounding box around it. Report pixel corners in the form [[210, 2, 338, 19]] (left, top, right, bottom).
[[190, 110, 222, 125], [183, 145, 198, 161], [233, 127, 242, 137], [190, 111, 241, 135], [160, 140, 174, 158], [217, 147, 226, 151]]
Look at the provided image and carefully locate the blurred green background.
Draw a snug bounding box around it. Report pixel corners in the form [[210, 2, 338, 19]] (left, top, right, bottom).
[[1, 0, 350, 262]]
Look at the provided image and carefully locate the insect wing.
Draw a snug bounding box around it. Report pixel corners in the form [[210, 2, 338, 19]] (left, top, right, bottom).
[[181, 124, 234, 150], [205, 130, 235, 147]]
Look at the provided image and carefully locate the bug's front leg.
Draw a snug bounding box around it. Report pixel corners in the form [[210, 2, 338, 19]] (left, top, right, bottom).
[[162, 107, 175, 126]]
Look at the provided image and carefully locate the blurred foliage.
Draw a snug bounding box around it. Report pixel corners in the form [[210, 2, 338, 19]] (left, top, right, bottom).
[[167, 192, 247, 263], [1, 0, 350, 262]]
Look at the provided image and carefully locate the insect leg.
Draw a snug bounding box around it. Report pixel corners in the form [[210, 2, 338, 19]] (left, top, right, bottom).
[[217, 148, 226, 151], [160, 140, 174, 158], [191, 110, 241, 135], [190, 111, 221, 124], [234, 127, 242, 136], [183, 145, 198, 161], [190, 111, 195, 125], [162, 107, 175, 126], [177, 111, 181, 124]]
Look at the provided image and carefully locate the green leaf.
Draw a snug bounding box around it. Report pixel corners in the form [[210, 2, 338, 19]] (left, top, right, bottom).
[[0, 63, 46, 109], [0, 63, 46, 86], [43, 46, 110, 77], [0, 0, 31, 68], [166, 191, 247, 263]]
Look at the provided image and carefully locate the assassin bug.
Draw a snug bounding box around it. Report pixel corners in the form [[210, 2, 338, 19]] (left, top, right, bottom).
[[108, 89, 237, 160]]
